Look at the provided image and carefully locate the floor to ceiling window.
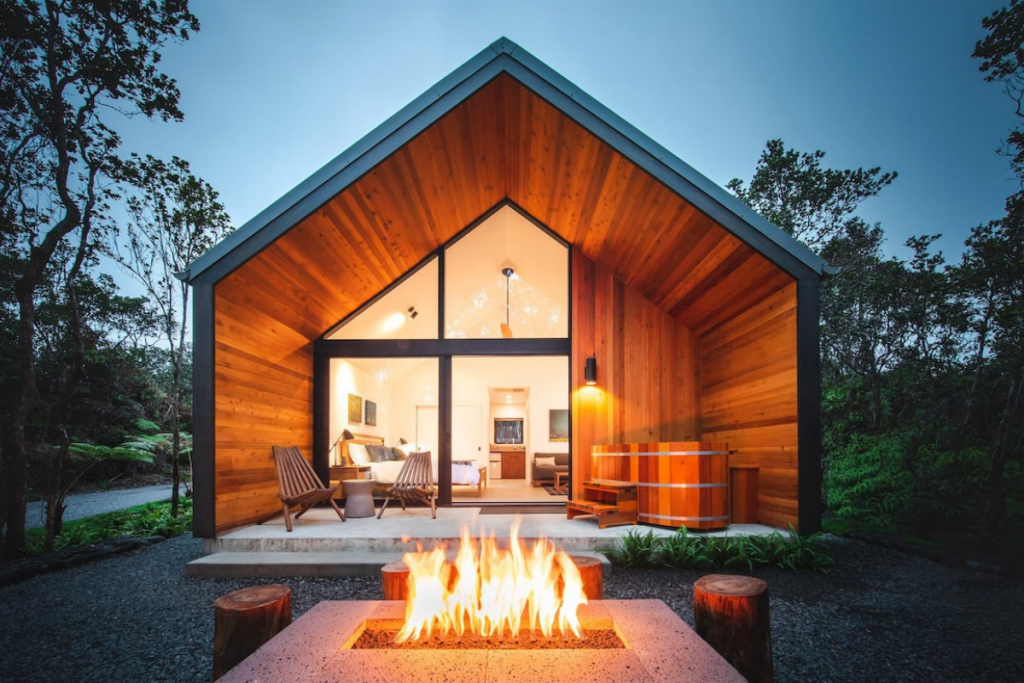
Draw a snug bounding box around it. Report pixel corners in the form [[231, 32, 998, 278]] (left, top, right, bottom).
[[317, 204, 569, 504]]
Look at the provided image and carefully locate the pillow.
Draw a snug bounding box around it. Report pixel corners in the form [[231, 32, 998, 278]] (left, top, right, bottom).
[[535, 455, 556, 468], [347, 443, 369, 465], [393, 446, 410, 460], [366, 444, 390, 463]]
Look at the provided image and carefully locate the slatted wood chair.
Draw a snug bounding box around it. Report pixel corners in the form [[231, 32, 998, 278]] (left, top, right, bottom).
[[270, 446, 345, 531], [377, 451, 436, 519]]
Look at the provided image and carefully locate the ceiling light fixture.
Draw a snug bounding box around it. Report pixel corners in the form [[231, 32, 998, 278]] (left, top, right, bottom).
[[407, 306, 418, 320], [500, 263, 515, 339]]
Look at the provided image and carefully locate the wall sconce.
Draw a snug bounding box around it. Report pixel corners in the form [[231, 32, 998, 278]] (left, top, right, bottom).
[[584, 356, 597, 385]]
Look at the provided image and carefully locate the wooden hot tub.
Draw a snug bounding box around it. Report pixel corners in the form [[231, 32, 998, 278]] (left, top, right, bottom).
[[590, 442, 730, 529]]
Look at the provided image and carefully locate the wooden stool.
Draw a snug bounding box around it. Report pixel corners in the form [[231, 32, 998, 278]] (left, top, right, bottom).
[[693, 574, 773, 683], [213, 584, 292, 680]]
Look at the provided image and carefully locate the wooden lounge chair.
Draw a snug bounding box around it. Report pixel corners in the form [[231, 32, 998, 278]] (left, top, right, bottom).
[[270, 445, 345, 531], [377, 451, 436, 519]]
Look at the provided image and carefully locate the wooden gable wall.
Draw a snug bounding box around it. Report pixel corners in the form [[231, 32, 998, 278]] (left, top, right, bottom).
[[208, 74, 806, 533]]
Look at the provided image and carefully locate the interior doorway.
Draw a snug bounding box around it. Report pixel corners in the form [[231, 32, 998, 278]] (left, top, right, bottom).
[[452, 356, 568, 504]]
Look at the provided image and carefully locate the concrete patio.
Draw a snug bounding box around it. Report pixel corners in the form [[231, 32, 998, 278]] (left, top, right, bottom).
[[186, 506, 781, 578]]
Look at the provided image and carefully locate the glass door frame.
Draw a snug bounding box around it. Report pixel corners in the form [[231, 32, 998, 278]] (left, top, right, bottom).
[[312, 202, 572, 504]]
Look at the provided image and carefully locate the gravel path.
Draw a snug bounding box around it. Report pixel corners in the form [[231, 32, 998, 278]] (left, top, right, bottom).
[[0, 534, 1020, 682], [25, 484, 187, 529]]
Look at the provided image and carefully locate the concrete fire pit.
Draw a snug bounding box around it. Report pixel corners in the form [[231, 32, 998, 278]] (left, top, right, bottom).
[[219, 599, 744, 682]]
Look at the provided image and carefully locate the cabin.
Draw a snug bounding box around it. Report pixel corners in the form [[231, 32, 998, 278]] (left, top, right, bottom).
[[183, 38, 828, 538]]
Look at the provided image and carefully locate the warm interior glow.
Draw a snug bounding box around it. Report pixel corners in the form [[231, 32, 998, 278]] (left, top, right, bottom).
[[396, 522, 587, 643], [381, 312, 406, 334]]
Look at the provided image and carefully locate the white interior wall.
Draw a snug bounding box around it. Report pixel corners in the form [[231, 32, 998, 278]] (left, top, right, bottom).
[[454, 356, 568, 483], [328, 359, 391, 464]]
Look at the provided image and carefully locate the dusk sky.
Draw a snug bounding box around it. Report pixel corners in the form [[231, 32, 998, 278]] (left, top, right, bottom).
[[119, 0, 1017, 263]]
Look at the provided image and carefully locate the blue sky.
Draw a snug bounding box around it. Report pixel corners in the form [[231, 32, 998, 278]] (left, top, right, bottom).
[[120, 0, 1017, 263]]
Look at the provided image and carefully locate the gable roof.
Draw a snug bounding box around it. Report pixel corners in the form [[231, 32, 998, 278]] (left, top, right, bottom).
[[185, 38, 828, 288]]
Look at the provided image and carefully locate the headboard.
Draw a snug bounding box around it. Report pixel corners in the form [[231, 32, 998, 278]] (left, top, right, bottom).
[[340, 434, 385, 466]]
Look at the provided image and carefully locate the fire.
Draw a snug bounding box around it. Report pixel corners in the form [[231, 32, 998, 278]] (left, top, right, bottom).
[[395, 521, 588, 643]]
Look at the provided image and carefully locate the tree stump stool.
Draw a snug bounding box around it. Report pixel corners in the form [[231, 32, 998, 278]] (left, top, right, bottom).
[[381, 559, 411, 601], [567, 554, 604, 600], [213, 584, 292, 680], [380, 554, 604, 601], [693, 574, 773, 683]]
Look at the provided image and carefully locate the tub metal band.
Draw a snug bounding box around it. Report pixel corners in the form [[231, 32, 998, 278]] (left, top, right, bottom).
[[641, 513, 731, 523], [592, 450, 730, 457], [591, 478, 727, 489]]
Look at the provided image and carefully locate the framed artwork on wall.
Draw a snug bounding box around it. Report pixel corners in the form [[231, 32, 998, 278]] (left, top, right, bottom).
[[549, 409, 568, 442], [365, 400, 377, 426], [348, 393, 362, 424]]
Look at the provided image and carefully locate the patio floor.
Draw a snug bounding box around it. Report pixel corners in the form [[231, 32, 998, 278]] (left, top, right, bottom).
[[187, 505, 782, 578]]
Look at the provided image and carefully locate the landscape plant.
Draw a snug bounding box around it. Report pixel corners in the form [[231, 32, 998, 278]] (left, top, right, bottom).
[[25, 498, 192, 555], [603, 527, 834, 573]]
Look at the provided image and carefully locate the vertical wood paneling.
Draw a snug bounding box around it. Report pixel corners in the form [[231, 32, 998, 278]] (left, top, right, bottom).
[[571, 248, 700, 499], [700, 283, 799, 529]]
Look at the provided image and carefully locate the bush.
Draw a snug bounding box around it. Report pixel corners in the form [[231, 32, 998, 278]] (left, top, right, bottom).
[[603, 525, 834, 572], [26, 498, 192, 554], [825, 433, 913, 528]]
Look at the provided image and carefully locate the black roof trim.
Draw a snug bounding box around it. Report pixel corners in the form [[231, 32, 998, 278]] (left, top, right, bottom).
[[186, 38, 828, 285]]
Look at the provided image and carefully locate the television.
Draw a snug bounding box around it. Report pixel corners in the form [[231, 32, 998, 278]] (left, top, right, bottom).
[[494, 418, 524, 445]]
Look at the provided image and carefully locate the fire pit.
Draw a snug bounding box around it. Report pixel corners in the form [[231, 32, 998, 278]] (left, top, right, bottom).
[[218, 525, 744, 681], [218, 600, 744, 682]]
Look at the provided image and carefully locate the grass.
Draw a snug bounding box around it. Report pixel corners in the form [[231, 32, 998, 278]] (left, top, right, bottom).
[[602, 525, 835, 572], [25, 498, 192, 555]]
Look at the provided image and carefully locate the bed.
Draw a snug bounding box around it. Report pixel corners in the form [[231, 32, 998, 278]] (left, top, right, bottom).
[[341, 435, 485, 496]]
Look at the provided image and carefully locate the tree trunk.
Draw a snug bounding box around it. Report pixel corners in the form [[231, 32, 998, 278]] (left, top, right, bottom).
[[693, 574, 774, 683], [43, 222, 92, 551], [984, 363, 1023, 535], [212, 584, 291, 680]]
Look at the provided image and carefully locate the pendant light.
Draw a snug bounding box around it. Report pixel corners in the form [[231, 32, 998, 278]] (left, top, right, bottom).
[[500, 265, 515, 339]]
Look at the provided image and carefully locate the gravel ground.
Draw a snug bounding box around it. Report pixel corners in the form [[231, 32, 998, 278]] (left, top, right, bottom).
[[25, 484, 186, 530], [0, 534, 1020, 682]]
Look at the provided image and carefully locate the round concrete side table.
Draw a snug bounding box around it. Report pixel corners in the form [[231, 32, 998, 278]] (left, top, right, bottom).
[[342, 478, 376, 518]]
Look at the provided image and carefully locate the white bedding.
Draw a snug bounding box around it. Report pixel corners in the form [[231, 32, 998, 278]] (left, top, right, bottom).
[[367, 460, 480, 486]]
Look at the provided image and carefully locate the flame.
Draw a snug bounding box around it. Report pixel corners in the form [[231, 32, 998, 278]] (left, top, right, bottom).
[[395, 521, 588, 643]]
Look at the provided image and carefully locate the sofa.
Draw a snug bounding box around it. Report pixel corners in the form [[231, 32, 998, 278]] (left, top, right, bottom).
[[531, 452, 569, 486]]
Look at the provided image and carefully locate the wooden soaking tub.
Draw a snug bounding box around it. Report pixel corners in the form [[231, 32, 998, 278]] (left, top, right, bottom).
[[590, 442, 731, 529]]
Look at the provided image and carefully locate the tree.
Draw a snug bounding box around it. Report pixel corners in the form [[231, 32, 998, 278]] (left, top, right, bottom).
[[725, 139, 897, 250], [973, 0, 1024, 537], [974, 0, 1024, 180], [0, 0, 199, 558], [112, 154, 232, 517]]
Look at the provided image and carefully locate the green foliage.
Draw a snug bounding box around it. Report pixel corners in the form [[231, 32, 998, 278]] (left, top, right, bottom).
[[602, 528, 662, 567], [25, 498, 192, 554], [602, 527, 834, 572], [825, 433, 914, 527], [68, 443, 155, 468]]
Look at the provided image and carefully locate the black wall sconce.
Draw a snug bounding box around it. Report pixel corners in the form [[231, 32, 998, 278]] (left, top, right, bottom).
[[584, 356, 597, 385]]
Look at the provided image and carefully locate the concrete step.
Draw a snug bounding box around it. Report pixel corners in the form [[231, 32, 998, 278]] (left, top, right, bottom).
[[186, 550, 611, 579]]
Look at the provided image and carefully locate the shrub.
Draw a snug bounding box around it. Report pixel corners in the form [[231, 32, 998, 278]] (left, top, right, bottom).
[[25, 498, 192, 554], [603, 526, 834, 572]]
